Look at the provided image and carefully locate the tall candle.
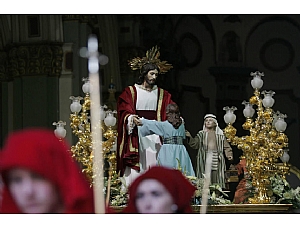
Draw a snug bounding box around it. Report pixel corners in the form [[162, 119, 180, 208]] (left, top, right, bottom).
[[88, 34, 105, 214]]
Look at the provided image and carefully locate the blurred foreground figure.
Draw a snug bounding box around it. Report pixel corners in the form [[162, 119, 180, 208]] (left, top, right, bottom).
[[122, 166, 196, 213], [0, 128, 94, 213], [0, 175, 3, 207]]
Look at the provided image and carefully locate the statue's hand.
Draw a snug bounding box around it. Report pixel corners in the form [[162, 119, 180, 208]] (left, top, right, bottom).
[[133, 116, 142, 126], [185, 130, 191, 138]]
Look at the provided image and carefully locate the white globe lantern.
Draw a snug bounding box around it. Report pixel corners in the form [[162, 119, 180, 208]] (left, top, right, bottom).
[[82, 78, 90, 94], [104, 110, 117, 127], [262, 90, 275, 108], [69, 96, 83, 113], [53, 121, 67, 139], [275, 113, 287, 132], [250, 71, 264, 90], [242, 101, 255, 118], [280, 149, 290, 163], [223, 106, 237, 124]]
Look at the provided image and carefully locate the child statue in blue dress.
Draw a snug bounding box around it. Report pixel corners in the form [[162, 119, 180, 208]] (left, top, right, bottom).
[[136, 103, 195, 177]]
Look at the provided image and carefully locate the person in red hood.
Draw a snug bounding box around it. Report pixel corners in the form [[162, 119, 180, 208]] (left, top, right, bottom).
[[122, 166, 196, 213], [0, 128, 94, 213], [0, 175, 3, 208]]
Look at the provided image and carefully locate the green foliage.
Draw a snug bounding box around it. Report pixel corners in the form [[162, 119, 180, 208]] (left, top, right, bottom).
[[105, 157, 300, 208], [185, 175, 232, 205], [269, 175, 300, 208]]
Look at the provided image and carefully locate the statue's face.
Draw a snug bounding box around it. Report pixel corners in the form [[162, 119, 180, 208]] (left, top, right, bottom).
[[205, 117, 217, 129], [144, 69, 159, 86]]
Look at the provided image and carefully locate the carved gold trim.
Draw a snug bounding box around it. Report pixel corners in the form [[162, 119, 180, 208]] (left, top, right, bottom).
[[192, 204, 293, 213], [157, 88, 163, 121], [62, 15, 89, 23], [129, 85, 135, 103], [129, 135, 138, 153], [118, 113, 130, 158], [62, 15, 98, 27]]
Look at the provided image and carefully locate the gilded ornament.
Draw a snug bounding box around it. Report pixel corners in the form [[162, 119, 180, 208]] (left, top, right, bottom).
[[249, 95, 258, 105], [223, 71, 290, 204], [128, 45, 173, 74]]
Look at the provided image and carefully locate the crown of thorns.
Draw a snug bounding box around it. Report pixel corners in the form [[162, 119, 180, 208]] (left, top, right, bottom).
[[128, 46, 173, 74]]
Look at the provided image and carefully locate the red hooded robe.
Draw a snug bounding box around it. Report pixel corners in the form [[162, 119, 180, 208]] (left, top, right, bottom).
[[122, 166, 196, 213], [0, 128, 94, 213]]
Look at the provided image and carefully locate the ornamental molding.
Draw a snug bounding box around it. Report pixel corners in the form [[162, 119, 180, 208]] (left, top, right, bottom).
[[0, 51, 8, 81], [0, 42, 63, 81], [62, 15, 98, 27]]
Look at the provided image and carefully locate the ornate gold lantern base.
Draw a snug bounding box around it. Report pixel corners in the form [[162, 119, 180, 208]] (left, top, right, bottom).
[[223, 71, 290, 204]]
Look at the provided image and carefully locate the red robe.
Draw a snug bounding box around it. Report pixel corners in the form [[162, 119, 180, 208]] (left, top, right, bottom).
[[117, 85, 174, 176], [0, 128, 95, 213], [233, 159, 249, 204]]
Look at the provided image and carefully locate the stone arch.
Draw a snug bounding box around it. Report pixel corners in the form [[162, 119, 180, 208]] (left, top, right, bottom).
[[174, 15, 216, 64], [219, 30, 243, 65], [245, 15, 300, 64], [0, 15, 11, 50]]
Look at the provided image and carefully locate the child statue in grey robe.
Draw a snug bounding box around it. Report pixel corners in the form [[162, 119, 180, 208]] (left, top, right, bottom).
[[185, 114, 233, 188]]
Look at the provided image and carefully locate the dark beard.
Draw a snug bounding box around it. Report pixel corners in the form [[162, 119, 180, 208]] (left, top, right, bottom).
[[145, 77, 156, 86]]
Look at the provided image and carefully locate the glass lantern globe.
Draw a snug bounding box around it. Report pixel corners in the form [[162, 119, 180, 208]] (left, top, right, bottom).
[[280, 149, 290, 163], [104, 110, 117, 127], [53, 121, 67, 139], [69, 96, 83, 113], [262, 90, 275, 108], [275, 113, 287, 132], [250, 71, 264, 90], [242, 101, 255, 118], [82, 77, 90, 94], [223, 106, 237, 124]]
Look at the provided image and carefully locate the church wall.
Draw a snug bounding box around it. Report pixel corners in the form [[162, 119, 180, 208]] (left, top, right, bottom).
[[61, 16, 95, 145], [124, 14, 300, 170], [1, 15, 68, 146], [1, 14, 300, 172]]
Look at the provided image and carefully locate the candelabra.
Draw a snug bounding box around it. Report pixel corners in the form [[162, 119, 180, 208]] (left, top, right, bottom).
[[69, 77, 118, 184], [223, 71, 289, 204]]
